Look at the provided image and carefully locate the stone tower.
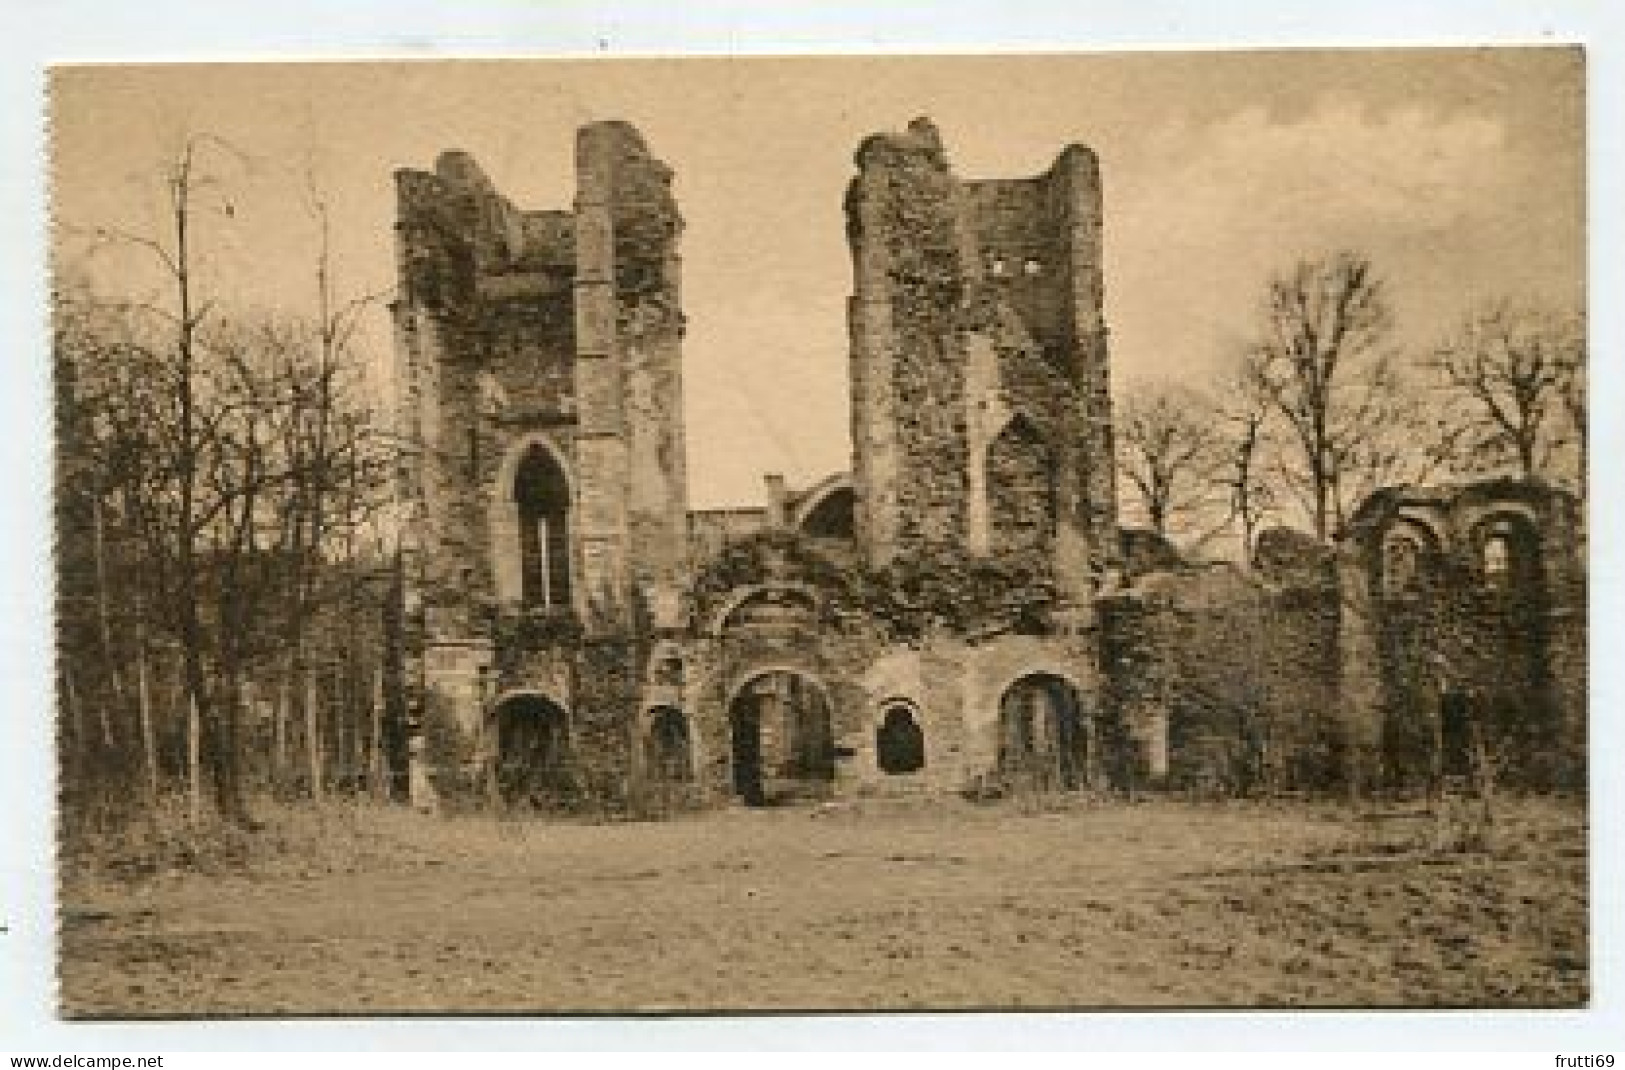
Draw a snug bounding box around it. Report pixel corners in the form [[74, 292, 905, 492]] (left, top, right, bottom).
[[391, 121, 689, 756], [844, 118, 1118, 601]]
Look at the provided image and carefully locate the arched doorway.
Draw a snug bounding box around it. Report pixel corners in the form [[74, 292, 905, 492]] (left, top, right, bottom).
[[998, 673, 1088, 789], [491, 693, 572, 807], [514, 443, 572, 609], [876, 702, 926, 775], [645, 706, 693, 782], [727, 670, 834, 806]]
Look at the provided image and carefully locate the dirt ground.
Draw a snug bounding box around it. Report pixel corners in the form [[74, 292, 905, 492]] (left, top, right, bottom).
[[58, 796, 1588, 1015]]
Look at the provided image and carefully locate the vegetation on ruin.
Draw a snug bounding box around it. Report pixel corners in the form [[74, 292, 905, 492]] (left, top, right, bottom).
[[52, 129, 1588, 879]]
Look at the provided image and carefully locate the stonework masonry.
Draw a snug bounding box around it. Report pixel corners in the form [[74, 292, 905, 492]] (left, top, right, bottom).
[[390, 117, 1585, 812], [845, 118, 1117, 597]]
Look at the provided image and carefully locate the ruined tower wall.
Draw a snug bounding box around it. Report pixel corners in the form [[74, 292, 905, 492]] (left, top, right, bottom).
[[392, 127, 691, 799], [574, 122, 690, 622], [845, 119, 1118, 593]]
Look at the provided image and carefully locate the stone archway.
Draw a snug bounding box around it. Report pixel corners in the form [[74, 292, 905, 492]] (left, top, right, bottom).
[[997, 672, 1089, 790], [792, 474, 856, 541], [726, 669, 834, 806], [490, 692, 572, 807]]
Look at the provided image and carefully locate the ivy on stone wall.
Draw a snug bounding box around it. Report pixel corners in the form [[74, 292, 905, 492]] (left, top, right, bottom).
[[690, 527, 1057, 646], [861, 546, 1056, 642], [491, 605, 585, 662]]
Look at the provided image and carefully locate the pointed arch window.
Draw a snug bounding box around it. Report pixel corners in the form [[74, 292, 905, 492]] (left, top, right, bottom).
[[514, 445, 572, 609], [987, 415, 1057, 556]]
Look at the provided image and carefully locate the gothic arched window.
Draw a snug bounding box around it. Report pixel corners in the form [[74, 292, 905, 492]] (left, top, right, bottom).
[[514, 445, 572, 609], [987, 415, 1056, 557]]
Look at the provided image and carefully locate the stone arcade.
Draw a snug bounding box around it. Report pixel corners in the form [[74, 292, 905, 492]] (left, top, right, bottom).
[[389, 118, 1583, 809]]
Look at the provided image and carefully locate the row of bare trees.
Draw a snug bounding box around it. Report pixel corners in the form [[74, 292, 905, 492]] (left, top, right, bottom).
[[55, 135, 396, 835], [1116, 250, 1586, 559]]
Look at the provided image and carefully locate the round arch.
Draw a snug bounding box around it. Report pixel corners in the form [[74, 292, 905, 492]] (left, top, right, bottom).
[[1379, 516, 1445, 599], [1468, 510, 1544, 590], [724, 666, 836, 806], [791, 473, 856, 540], [874, 698, 927, 775], [995, 670, 1092, 790], [706, 581, 826, 638], [488, 690, 573, 807]]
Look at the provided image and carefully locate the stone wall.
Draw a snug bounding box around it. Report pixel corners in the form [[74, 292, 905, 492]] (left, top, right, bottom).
[[1337, 480, 1585, 792], [1100, 562, 1342, 795], [844, 119, 1118, 591], [391, 124, 691, 807]]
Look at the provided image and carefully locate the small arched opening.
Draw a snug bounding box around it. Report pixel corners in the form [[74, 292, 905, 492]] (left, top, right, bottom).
[[1472, 512, 1542, 594], [876, 703, 926, 775], [997, 672, 1088, 789], [645, 705, 693, 783], [797, 483, 856, 541], [491, 692, 572, 807], [1378, 517, 1441, 600], [514, 444, 572, 609]]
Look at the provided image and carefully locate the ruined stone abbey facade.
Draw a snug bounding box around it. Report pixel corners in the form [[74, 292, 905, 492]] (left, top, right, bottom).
[[390, 119, 1584, 809]]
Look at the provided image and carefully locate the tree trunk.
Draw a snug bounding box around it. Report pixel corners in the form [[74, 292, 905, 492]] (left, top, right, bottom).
[[273, 669, 290, 794], [62, 665, 84, 827], [187, 688, 202, 825], [306, 669, 324, 803], [89, 493, 123, 718], [369, 666, 385, 801], [134, 605, 158, 808]]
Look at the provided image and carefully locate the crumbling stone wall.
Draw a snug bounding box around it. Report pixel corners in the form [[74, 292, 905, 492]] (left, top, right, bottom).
[[1101, 556, 1342, 796], [1338, 480, 1586, 793], [391, 124, 690, 807], [844, 119, 1119, 596]]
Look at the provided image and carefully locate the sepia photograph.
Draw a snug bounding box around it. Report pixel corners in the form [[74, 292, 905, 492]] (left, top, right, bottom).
[[48, 48, 1587, 1017]]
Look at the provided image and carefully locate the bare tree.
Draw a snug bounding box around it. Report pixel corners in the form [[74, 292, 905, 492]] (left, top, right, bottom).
[[1210, 367, 1277, 565], [1556, 337, 1587, 496], [1245, 250, 1402, 542], [1429, 298, 1584, 485], [72, 134, 259, 825], [55, 134, 394, 833], [1116, 383, 1221, 542]]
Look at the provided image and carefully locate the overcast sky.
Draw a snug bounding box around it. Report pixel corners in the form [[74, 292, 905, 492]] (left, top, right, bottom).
[[51, 50, 1583, 507]]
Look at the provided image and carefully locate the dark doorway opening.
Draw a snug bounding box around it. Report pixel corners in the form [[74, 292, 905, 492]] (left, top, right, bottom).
[[799, 485, 856, 541], [492, 693, 571, 807], [728, 670, 833, 805], [1440, 691, 1474, 779], [646, 706, 693, 782], [998, 673, 1088, 789], [876, 704, 926, 775], [730, 704, 764, 805]]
